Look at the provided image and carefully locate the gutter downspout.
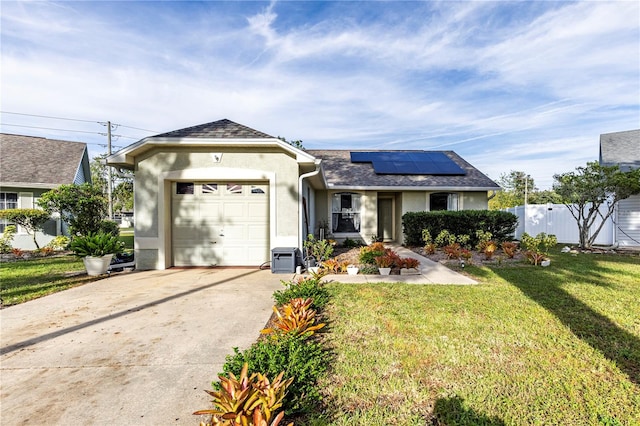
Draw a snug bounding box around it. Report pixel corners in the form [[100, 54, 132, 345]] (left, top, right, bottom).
[[298, 160, 322, 251]]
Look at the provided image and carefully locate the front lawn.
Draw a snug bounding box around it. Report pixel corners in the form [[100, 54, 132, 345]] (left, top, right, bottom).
[[311, 249, 640, 425], [0, 255, 100, 306]]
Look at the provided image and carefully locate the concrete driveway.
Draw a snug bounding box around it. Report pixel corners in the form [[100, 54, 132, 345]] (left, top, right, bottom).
[[1, 268, 284, 425]]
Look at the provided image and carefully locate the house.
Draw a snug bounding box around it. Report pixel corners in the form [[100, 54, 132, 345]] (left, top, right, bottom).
[[0, 133, 92, 249], [599, 129, 640, 248], [106, 119, 499, 270]]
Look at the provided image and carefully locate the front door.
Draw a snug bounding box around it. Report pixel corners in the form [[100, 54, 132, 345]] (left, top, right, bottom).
[[377, 198, 394, 241]]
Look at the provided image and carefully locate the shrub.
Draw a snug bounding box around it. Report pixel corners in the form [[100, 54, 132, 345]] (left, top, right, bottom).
[[220, 334, 328, 414], [359, 264, 380, 274], [521, 232, 557, 265], [403, 210, 517, 246], [457, 234, 471, 248], [99, 220, 120, 237], [0, 208, 50, 249], [303, 234, 333, 264], [342, 237, 364, 248], [194, 362, 293, 426], [421, 229, 432, 245], [460, 249, 473, 264], [358, 242, 386, 265], [434, 230, 456, 247], [273, 276, 329, 309], [0, 225, 16, 254], [36, 247, 55, 257], [475, 230, 493, 252], [261, 298, 325, 338], [38, 183, 108, 236], [46, 235, 70, 251]]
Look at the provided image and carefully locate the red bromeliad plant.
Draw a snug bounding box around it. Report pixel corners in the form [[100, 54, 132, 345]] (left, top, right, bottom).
[[400, 257, 420, 269], [443, 243, 462, 260], [501, 241, 518, 259], [261, 298, 325, 337], [483, 241, 498, 260], [194, 363, 293, 426]]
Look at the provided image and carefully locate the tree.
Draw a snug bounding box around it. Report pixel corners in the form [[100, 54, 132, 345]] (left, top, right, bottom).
[[489, 170, 562, 209], [38, 183, 109, 236], [90, 154, 134, 215], [277, 136, 305, 150], [553, 162, 640, 249], [0, 209, 50, 249]]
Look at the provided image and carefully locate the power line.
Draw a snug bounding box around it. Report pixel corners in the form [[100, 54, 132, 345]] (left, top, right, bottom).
[[0, 111, 99, 124], [1, 123, 139, 139], [0, 111, 160, 134]]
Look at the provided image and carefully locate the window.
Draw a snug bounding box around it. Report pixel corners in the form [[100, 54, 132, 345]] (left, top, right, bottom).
[[202, 183, 218, 195], [430, 192, 458, 211], [250, 185, 266, 194], [331, 192, 362, 233], [176, 182, 194, 195], [226, 184, 243, 195], [0, 192, 18, 232]]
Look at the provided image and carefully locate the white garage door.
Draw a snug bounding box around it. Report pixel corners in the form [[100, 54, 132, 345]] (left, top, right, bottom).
[[172, 181, 269, 266]]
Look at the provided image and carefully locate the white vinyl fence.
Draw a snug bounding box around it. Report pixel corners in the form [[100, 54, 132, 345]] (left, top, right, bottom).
[[504, 203, 615, 245]]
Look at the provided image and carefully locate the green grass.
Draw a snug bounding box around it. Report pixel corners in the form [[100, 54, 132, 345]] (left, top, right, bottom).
[[119, 227, 134, 249], [0, 255, 101, 306], [308, 250, 640, 425]]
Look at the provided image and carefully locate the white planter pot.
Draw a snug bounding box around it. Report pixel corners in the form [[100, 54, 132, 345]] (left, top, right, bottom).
[[347, 266, 359, 275], [378, 267, 391, 275], [83, 254, 113, 276], [541, 260, 551, 267], [308, 266, 320, 274]]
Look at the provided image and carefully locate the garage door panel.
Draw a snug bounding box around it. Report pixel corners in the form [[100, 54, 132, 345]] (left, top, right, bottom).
[[172, 181, 269, 266]]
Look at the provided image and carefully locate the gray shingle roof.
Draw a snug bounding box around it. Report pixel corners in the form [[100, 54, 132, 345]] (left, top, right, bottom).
[[0, 133, 89, 186], [599, 129, 640, 171], [151, 119, 274, 139], [308, 150, 500, 189]]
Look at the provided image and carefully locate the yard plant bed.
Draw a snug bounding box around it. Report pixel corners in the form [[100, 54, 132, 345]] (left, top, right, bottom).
[[0, 255, 100, 307], [309, 249, 639, 425]]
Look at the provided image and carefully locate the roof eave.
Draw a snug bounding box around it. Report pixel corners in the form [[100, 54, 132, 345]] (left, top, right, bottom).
[[0, 181, 61, 190], [106, 137, 317, 168], [325, 184, 501, 191]]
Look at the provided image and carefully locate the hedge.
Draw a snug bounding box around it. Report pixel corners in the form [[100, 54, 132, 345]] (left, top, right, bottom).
[[403, 210, 518, 246]]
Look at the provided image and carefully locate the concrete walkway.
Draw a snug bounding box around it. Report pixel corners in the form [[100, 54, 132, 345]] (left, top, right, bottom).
[[1, 268, 283, 426], [311, 245, 477, 285]]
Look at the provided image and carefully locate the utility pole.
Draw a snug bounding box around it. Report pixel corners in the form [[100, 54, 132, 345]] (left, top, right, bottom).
[[107, 121, 113, 220]]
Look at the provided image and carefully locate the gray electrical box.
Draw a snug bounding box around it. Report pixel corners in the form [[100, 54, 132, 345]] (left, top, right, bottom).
[[271, 247, 301, 273]]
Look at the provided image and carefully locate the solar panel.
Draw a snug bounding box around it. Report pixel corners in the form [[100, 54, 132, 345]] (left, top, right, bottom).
[[350, 151, 466, 175]]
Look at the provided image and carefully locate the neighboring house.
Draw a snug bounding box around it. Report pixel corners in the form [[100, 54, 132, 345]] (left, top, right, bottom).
[[107, 119, 499, 270], [599, 129, 640, 248], [0, 133, 92, 249]]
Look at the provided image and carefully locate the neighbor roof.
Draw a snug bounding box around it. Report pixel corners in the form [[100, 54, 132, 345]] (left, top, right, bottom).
[[308, 150, 500, 190], [0, 133, 90, 189], [599, 129, 640, 171], [152, 119, 274, 139]]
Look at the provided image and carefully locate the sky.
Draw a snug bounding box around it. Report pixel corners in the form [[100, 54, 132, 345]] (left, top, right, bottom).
[[1, 0, 639, 189]]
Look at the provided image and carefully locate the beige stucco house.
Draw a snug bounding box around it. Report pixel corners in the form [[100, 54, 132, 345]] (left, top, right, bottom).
[[107, 119, 499, 270]]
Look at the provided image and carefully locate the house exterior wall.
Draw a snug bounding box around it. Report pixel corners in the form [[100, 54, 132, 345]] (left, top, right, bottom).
[[133, 147, 301, 269], [320, 190, 490, 245], [0, 187, 62, 250]]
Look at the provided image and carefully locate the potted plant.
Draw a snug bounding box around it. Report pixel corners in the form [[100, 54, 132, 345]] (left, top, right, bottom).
[[303, 234, 334, 270], [399, 257, 421, 275], [346, 264, 359, 275], [374, 255, 393, 275], [70, 232, 124, 276]]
